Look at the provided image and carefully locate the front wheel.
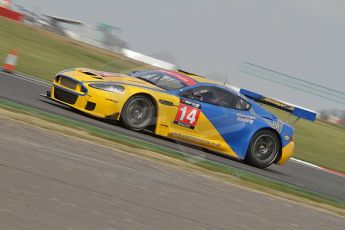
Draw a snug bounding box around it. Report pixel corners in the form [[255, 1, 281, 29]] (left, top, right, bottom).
[[121, 95, 156, 131], [245, 130, 280, 168]]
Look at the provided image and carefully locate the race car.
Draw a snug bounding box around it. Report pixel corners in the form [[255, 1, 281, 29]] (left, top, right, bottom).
[[42, 68, 317, 168]]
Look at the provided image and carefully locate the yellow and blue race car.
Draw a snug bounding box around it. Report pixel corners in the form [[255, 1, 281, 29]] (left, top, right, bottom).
[[42, 68, 317, 168]]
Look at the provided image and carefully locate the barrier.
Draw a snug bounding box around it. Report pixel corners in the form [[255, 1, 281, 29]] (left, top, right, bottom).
[[3, 49, 17, 72]]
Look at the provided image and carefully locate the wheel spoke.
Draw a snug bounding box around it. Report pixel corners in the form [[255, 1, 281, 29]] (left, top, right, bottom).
[[123, 97, 154, 130], [252, 134, 277, 164]]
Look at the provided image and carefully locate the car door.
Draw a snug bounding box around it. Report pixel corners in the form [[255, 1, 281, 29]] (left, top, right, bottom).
[[171, 85, 254, 157]]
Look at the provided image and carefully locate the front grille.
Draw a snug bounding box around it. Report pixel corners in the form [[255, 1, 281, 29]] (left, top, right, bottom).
[[60, 76, 78, 90], [54, 87, 78, 104]]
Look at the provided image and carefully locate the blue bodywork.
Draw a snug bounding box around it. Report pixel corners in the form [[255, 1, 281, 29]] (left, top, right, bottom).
[[171, 83, 295, 159]]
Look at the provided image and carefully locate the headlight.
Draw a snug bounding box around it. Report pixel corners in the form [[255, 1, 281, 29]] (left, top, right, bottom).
[[89, 83, 125, 93]]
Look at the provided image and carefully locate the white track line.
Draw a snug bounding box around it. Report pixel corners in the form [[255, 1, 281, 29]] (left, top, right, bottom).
[[16, 72, 51, 85], [290, 158, 322, 170], [1, 70, 51, 88], [12, 74, 51, 88], [13, 73, 51, 87], [291, 158, 345, 178]]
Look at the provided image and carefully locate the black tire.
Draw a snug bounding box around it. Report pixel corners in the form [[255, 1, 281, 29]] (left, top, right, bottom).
[[121, 95, 156, 131], [245, 129, 280, 168]]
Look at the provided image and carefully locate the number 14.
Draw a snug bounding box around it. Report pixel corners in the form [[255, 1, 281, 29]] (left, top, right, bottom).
[[179, 106, 198, 124]]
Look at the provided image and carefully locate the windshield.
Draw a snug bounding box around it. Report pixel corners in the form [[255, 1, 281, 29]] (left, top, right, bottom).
[[130, 71, 187, 90]]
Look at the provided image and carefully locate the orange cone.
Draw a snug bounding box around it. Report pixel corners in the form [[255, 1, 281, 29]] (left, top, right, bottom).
[[3, 49, 17, 73]]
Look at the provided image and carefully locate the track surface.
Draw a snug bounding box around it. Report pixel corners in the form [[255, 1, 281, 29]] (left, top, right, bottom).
[[0, 72, 344, 201], [1, 117, 344, 229]]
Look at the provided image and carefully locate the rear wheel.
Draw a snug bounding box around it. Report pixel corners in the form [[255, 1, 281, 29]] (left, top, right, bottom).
[[245, 130, 280, 168], [121, 95, 156, 131]]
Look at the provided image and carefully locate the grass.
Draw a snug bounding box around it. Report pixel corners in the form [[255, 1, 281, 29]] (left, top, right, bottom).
[[294, 121, 345, 172], [0, 97, 344, 216], [0, 17, 344, 173], [267, 107, 345, 173], [0, 17, 152, 81]]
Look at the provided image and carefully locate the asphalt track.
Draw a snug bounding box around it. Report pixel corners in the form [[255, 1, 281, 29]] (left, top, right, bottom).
[[0, 71, 344, 202], [1, 117, 345, 229]]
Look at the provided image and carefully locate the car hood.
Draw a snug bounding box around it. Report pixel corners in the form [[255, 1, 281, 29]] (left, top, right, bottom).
[[59, 68, 163, 90]]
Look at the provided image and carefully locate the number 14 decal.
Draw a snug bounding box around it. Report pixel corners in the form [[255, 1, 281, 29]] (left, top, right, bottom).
[[174, 103, 201, 129]]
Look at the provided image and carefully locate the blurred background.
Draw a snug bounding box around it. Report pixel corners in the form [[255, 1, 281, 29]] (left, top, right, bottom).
[[0, 0, 344, 128]]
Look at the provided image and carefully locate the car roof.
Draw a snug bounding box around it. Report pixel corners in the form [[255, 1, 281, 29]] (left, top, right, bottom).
[[155, 70, 221, 85]]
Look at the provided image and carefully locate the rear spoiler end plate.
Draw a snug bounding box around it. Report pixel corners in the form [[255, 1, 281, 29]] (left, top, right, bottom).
[[239, 88, 317, 122]]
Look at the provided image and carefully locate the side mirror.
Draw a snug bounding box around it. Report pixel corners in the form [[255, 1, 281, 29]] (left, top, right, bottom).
[[128, 70, 139, 76]]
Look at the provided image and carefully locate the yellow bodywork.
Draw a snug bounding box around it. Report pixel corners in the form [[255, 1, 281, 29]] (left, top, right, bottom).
[[278, 141, 295, 165]]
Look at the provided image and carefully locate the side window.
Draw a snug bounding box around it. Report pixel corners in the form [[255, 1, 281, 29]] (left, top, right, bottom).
[[180, 86, 207, 101], [181, 86, 251, 110]]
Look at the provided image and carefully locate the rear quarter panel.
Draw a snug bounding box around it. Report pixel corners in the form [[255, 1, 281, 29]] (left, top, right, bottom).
[[218, 108, 294, 160]]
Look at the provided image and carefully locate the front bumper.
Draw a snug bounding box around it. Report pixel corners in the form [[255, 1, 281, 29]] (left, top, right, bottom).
[[45, 84, 122, 119]]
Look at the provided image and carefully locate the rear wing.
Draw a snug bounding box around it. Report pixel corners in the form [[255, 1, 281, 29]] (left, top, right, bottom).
[[239, 88, 317, 122]]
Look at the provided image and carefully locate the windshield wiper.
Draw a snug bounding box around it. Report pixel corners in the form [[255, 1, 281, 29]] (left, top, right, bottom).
[[135, 77, 170, 90], [136, 77, 156, 85]]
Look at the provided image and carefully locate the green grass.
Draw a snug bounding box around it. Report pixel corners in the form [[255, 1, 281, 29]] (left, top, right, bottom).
[[0, 17, 151, 81], [268, 107, 345, 173], [0, 97, 344, 214], [0, 17, 344, 173], [294, 121, 345, 172]]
